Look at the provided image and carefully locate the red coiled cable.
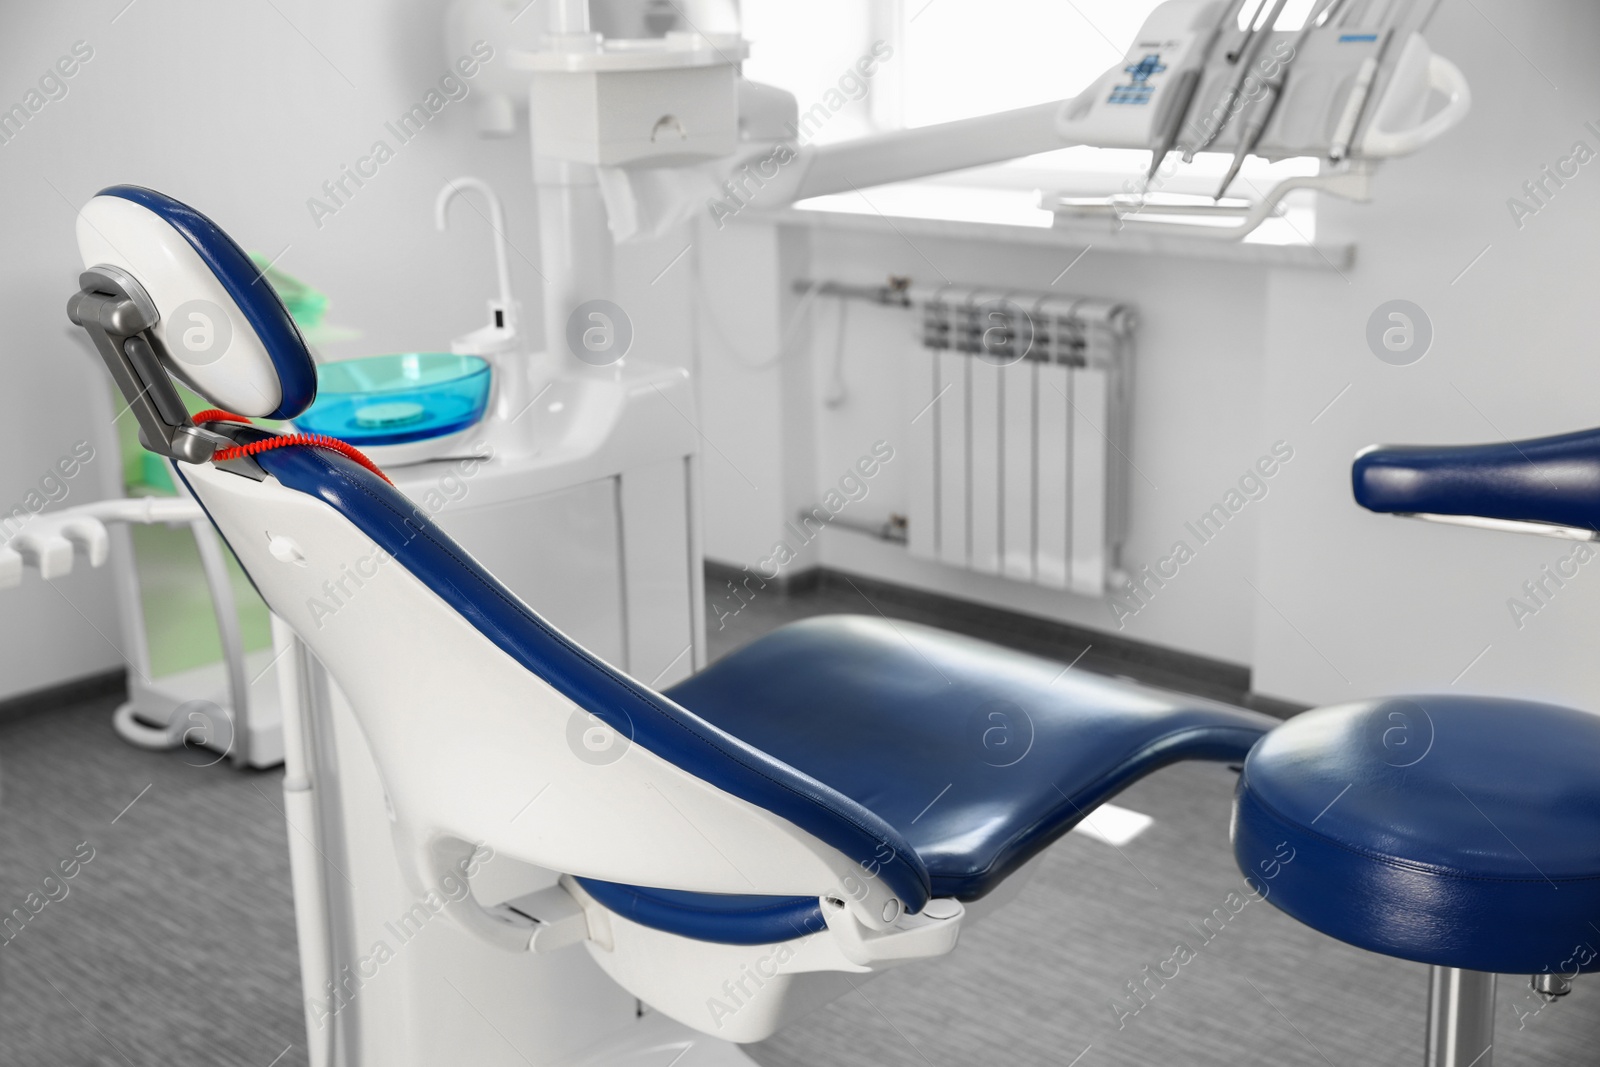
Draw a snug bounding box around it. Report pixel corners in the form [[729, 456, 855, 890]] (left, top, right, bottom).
[[192, 409, 394, 486], [191, 409, 253, 426]]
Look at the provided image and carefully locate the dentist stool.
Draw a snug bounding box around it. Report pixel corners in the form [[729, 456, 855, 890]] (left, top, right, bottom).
[[1232, 432, 1600, 1067], [65, 184, 1278, 1060]]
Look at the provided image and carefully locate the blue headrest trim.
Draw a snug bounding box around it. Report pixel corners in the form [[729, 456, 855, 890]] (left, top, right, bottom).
[[98, 185, 317, 420]]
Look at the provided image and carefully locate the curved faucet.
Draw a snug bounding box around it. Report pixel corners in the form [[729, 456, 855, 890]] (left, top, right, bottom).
[[435, 176, 517, 339]]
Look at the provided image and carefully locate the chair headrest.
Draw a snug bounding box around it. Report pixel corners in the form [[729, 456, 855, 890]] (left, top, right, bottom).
[[76, 185, 316, 420]]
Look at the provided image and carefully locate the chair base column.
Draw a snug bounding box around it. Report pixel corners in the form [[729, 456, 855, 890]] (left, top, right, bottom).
[[1425, 966, 1495, 1067]]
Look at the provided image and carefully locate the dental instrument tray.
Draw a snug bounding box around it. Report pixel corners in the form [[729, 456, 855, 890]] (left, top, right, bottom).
[[294, 352, 492, 448]]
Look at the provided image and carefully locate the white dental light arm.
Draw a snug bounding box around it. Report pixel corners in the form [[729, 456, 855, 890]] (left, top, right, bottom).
[[783, 100, 1071, 203]]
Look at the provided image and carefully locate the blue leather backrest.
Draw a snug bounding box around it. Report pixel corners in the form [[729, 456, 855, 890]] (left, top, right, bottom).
[[241, 433, 933, 910], [99, 185, 317, 420]]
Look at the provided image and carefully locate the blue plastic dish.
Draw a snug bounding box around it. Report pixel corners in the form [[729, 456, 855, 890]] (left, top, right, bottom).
[[296, 353, 492, 446]]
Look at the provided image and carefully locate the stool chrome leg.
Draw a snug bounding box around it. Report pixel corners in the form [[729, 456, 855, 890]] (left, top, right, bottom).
[[1425, 966, 1495, 1067]]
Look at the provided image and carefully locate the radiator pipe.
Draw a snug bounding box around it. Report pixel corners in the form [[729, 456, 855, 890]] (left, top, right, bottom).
[[797, 510, 909, 545], [792, 278, 1135, 335]]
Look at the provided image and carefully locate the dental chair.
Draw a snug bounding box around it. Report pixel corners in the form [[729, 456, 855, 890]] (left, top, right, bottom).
[[66, 185, 1279, 1052], [72, 183, 1600, 1067], [1231, 433, 1600, 1067]]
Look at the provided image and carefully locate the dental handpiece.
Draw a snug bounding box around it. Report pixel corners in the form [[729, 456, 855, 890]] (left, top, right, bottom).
[[1215, 84, 1282, 197], [1215, 0, 1346, 197], [1145, 0, 1241, 182], [1188, 0, 1289, 158], [1329, 26, 1393, 162]]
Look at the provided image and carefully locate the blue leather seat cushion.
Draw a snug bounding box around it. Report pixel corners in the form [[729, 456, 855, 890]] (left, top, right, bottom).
[[1353, 428, 1600, 533], [664, 615, 1276, 901], [1235, 696, 1600, 973]]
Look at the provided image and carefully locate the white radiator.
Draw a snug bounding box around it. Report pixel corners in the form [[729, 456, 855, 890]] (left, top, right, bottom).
[[903, 290, 1134, 598]]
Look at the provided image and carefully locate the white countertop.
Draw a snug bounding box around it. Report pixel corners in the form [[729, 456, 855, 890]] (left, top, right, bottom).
[[754, 181, 1354, 272]]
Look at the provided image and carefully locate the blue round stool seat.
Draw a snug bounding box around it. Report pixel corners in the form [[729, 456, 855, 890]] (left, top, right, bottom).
[[1234, 695, 1600, 974]]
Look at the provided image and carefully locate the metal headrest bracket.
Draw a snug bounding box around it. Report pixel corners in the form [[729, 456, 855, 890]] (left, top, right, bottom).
[[67, 264, 227, 464]]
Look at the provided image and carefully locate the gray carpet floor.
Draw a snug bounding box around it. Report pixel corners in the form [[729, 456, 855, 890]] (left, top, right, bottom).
[[0, 578, 1593, 1065]]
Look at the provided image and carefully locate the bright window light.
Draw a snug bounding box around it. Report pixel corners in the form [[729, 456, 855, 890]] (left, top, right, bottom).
[[1246, 0, 1317, 30], [898, 0, 1164, 128], [742, 0, 878, 144]]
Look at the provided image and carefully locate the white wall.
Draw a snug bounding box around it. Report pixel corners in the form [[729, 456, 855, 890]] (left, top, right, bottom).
[[1251, 0, 1600, 709], [696, 0, 1600, 711], [0, 1, 563, 701], [697, 218, 1278, 668]]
